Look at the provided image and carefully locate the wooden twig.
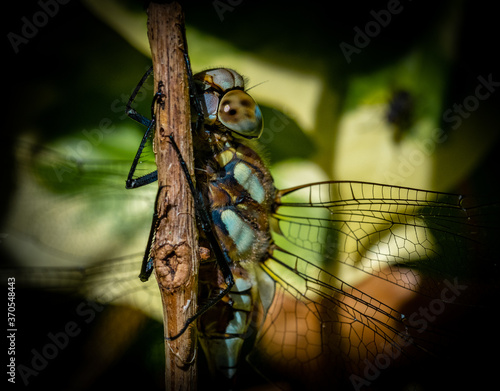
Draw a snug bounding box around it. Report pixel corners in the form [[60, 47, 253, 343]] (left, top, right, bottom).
[[146, 3, 198, 390]]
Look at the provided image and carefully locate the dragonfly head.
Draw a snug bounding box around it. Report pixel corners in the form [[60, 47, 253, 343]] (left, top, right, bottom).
[[195, 68, 263, 139]]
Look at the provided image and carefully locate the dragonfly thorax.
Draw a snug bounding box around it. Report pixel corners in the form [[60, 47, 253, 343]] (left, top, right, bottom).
[[195, 133, 275, 265]]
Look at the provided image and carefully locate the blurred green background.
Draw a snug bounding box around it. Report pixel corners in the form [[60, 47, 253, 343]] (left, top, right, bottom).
[[2, 0, 499, 390]]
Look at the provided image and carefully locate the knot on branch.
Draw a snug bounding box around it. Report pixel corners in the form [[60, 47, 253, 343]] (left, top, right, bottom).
[[153, 241, 193, 290]]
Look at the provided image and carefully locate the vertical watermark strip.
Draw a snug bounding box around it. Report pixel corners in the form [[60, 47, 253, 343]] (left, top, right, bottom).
[[6, 277, 17, 384]]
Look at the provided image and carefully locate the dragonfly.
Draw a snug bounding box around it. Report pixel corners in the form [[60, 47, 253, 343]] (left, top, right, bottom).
[[4, 60, 499, 391]]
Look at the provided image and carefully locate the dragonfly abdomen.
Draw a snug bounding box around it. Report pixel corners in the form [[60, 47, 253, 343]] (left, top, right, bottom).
[[198, 261, 262, 382]]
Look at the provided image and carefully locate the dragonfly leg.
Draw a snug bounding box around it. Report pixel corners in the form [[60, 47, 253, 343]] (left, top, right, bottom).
[[126, 50, 203, 189], [125, 68, 162, 189], [138, 186, 166, 282], [125, 115, 158, 189], [125, 66, 154, 127]]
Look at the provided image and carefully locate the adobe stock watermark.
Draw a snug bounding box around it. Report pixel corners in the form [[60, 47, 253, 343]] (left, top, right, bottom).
[[213, 0, 244, 22], [349, 277, 468, 390], [383, 73, 499, 185], [7, 0, 72, 54], [17, 299, 104, 385], [339, 0, 409, 64]]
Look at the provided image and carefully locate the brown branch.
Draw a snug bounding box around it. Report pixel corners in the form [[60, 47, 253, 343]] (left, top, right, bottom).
[[146, 3, 198, 390]]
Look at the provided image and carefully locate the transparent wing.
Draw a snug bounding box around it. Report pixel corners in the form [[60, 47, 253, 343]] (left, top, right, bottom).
[[2, 141, 165, 388], [272, 181, 498, 290], [249, 181, 499, 389], [4, 141, 159, 309]]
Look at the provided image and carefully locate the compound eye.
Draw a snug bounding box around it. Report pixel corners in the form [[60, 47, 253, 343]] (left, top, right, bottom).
[[218, 90, 263, 138]]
